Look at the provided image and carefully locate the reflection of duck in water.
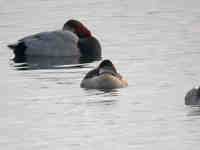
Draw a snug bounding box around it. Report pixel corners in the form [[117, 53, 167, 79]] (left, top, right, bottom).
[[13, 56, 98, 70], [81, 59, 128, 89], [185, 86, 200, 105], [8, 19, 101, 59]]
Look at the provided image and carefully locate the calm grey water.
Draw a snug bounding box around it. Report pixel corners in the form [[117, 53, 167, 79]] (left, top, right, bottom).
[[1, 0, 200, 149]]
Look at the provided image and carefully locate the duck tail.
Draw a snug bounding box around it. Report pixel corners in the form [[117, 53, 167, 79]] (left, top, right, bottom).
[[8, 42, 26, 57], [8, 43, 18, 50]]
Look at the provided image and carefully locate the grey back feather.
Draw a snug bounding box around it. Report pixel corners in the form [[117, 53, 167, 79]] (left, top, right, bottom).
[[20, 30, 80, 56]]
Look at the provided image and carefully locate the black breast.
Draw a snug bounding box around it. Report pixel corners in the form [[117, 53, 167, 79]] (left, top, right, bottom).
[[78, 36, 101, 58]]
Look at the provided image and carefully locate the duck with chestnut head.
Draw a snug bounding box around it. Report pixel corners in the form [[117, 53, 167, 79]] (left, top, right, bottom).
[[8, 19, 101, 59], [81, 59, 128, 89]]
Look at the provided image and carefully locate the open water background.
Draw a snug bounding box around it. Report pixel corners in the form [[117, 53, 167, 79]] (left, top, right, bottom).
[[1, 0, 200, 149]]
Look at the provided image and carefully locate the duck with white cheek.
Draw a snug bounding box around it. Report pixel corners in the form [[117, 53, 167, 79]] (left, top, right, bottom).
[[81, 59, 128, 89], [8, 19, 101, 59]]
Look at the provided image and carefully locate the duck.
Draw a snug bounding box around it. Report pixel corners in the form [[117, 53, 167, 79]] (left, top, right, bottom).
[[185, 86, 200, 105], [81, 59, 128, 89], [8, 19, 101, 58]]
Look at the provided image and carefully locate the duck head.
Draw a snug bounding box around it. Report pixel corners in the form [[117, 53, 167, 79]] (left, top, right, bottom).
[[82, 59, 118, 80], [97, 59, 118, 76], [63, 19, 91, 38], [63, 19, 101, 58]]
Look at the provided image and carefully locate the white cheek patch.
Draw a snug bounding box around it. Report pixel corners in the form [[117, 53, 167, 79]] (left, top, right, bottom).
[[195, 85, 200, 90], [99, 68, 115, 75]]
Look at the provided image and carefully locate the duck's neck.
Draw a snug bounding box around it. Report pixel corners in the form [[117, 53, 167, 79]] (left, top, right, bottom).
[[76, 25, 91, 38], [77, 31, 91, 38]]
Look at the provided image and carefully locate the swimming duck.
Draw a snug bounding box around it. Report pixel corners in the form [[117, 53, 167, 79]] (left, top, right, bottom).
[[8, 19, 101, 58], [185, 86, 200, 105], [81, 59, 128, 89]]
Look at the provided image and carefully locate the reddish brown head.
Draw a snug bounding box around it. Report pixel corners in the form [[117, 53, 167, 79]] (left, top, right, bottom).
[[63, 19, 91, 38]]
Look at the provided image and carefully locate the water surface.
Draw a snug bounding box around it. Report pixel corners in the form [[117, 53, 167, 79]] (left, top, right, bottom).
[[1, 0, 200, 150]]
